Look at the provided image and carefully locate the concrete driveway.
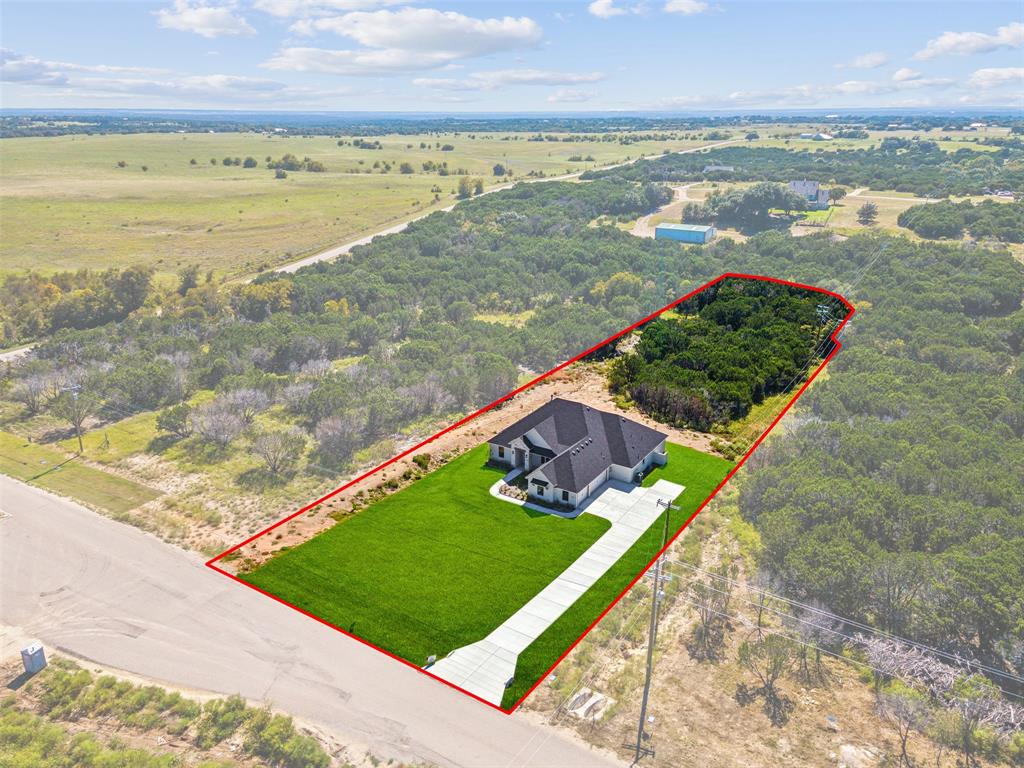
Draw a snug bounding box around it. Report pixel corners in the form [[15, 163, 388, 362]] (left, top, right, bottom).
[[429, 479, 684, 705]]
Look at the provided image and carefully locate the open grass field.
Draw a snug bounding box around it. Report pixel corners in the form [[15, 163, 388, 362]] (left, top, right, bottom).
[[500, 441, 733, 706], [240, 443, 611, 668], [0, 131, 707, 279], [0, 430, 160, 514]]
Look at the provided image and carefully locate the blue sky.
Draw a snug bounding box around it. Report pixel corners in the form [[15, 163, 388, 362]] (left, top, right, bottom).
[[1, 1, 1022, 111]]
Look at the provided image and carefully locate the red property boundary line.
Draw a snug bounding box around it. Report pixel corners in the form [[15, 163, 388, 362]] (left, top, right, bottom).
[[207, 272, 855, 714]]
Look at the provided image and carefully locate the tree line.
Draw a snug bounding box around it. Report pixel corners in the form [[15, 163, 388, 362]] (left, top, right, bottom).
[[583, 141, 1024, 198]]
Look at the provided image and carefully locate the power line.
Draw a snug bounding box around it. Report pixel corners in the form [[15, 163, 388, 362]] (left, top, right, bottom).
[[663, 557, 1024, 686]]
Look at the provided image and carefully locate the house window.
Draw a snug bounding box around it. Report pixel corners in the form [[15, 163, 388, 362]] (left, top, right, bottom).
[[498, 446, 505, 459], [562, 490, 569, 502]]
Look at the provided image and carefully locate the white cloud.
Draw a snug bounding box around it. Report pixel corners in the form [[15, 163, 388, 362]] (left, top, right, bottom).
[[252, 0, 402, 17], [914, 21, 1024, 60], [892, 67, 921, 82], [663, 0, 707, 15], [547, 88, 595, 103], [0, 50, 168, 85], [657, 73, 957, 109], [0, 49, 357, 107], [265, 8, 542, 75], [588, 0, 627, 18], [968, 67, 1024, 89], [155, 0, 255, 38], [414, 68, 604, 91], [836, 51, 889, 69]]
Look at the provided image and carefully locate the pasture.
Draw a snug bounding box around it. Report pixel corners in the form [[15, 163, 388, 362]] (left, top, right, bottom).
[[0, 131, 707, 278]]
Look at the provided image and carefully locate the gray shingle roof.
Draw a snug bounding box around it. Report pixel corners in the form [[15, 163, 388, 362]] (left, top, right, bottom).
[[491, 398, 667, 493]]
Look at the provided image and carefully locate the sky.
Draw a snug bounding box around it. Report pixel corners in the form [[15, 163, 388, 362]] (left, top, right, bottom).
[[1, 0, 1022, 112]]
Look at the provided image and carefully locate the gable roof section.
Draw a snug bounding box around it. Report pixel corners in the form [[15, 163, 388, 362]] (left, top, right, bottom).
[[492, 398, 667, 493]]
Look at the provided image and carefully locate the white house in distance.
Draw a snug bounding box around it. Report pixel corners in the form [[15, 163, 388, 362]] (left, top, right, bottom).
[[489, 398, 668, 509], [789, 179, 831, 211]]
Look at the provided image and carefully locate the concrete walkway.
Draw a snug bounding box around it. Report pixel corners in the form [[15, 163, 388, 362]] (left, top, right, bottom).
[[429, 478, 684, 705]]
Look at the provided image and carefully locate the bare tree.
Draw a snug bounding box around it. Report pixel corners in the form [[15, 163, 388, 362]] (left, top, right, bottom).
[[220, 388, 269, 424], [878, 687, 931, 767], [315, 413, 364, 467], [784, 601, 842, 684], [251, 428, 306, 475], [689, 564, 735, 661], [299, 358, 332, 379], [738, 635, 795, 725], [193, 402, 245, 447], [11, 374, 49, 415]]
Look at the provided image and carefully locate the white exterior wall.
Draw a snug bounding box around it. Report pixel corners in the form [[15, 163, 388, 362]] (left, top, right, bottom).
[[489, 443, 510, 464]]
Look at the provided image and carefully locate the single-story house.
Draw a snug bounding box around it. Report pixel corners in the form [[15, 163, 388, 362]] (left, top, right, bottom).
[[489, 398, 668, 509]]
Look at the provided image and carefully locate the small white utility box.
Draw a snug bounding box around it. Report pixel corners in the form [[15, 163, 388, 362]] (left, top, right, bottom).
[[21, 643, 47, 675]]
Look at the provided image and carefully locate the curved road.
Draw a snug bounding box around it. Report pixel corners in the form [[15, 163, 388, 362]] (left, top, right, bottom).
[[274, 139, 739, 274], [0, 474, 619, 767]]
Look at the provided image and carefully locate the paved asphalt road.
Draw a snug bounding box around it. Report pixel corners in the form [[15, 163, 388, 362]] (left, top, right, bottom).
[[0, 474, 622, 767]]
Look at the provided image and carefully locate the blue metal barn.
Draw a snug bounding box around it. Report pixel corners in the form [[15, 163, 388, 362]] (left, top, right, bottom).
[[654, 223, 716, 244]]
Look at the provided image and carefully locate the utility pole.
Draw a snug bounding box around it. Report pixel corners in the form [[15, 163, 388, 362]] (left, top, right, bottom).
[[632, 497, 679, 764], [59, 384, 85, 454]]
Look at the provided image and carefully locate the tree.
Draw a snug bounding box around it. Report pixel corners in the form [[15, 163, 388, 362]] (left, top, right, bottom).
[[177, 264, 200, 296], [947, 675, 1002, 767], [315, 414, 362, 466], [738, 635, 795, 723], [243, 156, 258, 168], [220, 388, 269, 424], [457, 176, 472, 199], [156, 403, 193, 439], [399, 162, 414, 174], [193, 402, 244, 448], [51, 388, 99, 453], [251, 428, 305, 475], [11, 373, 49, 415], [473, 178, 485, 195], [275, 169, 287, 179], [857, 201, 879, 226], [829, 186, 847, 203], [878, 686, 931, 768], [745, 131, 760, 141], [493, 163, 507, 176]]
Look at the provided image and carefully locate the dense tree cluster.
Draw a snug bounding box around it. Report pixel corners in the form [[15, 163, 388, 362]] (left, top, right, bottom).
[[897, 199, 1024, 243], [584, 141, 1024, 198], [681, 181, 808, 231], [608, 280, 844, 429], [0, 266, 152, 342]]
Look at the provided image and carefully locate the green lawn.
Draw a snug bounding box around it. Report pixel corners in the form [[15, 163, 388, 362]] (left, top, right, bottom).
[[0, 431, 160, 514], [241, 444, 611, 668], [501, 442, 733, 708]]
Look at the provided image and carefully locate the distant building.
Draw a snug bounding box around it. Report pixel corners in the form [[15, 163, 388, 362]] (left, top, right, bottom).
[[789, 180, 831, 211], [703, 164, 735, 173], [655, 223, 716, 244], [800, 132, 833, 141]]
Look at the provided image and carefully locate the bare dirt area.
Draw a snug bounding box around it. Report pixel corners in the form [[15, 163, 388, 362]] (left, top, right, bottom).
[[518, 523, 985, 768], [221, 361, 718, 570]]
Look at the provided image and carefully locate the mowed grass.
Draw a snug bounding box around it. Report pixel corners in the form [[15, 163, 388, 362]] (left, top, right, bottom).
[[241, 443, 611, 667], [1, 132, 706, 278], [0, 430, 160, 514], [502, 442, 733, 708]]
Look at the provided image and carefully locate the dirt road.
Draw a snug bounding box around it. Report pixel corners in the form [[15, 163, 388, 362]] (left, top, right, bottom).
[[0, 473, 622, 767], [630, 183, 697, 238]]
